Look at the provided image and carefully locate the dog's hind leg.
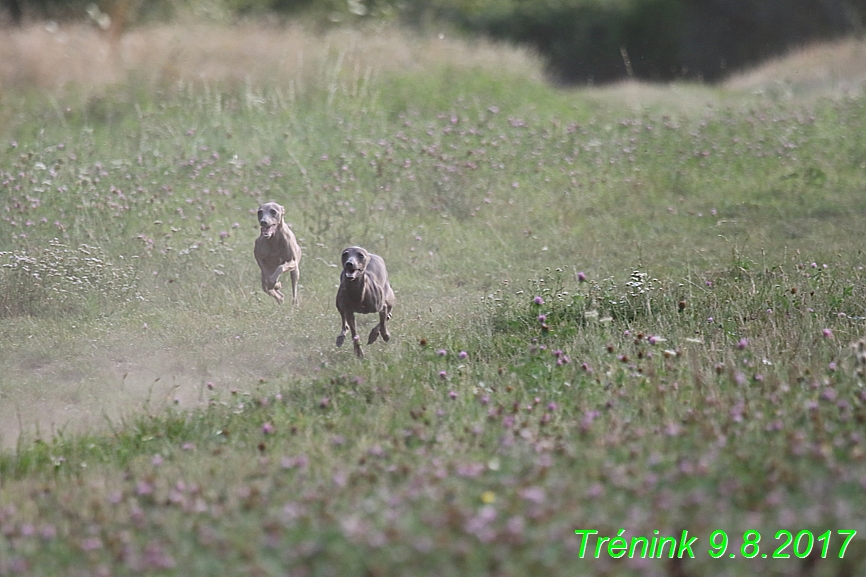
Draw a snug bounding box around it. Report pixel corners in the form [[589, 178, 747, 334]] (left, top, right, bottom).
[[289, 267, 300, 306], [370, 309, 390, 344], [381, 305, 392, 341], [367, 324, 380, 345]]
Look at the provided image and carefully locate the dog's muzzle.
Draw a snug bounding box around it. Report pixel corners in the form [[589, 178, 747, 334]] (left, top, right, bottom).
[[344, 264, 360, 280], [260, 222, 278, 238]]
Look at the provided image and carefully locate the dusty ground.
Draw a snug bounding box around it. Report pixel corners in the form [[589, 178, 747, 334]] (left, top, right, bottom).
[[0, 319, 323, 448]]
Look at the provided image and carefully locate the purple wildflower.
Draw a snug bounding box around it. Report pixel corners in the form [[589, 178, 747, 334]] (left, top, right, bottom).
[[80, 537, 103, 552]]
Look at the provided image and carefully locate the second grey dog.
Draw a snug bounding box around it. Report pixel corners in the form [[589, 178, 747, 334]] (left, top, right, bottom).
[[336, 246, 395, 358], [254, 202, 301, 305]]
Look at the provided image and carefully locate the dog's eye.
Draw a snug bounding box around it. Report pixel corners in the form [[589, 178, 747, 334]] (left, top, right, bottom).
[[270, 209, 277, 216]]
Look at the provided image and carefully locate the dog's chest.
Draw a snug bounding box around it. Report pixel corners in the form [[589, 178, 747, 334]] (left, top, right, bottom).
[[256, 232, 294, 264], [344, 277, 380, 312]]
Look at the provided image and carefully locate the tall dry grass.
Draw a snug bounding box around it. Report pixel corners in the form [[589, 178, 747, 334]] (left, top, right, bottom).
[[724, 37, 866, 98], [4, 20, 866, 107], [0, 21, 544, 94]]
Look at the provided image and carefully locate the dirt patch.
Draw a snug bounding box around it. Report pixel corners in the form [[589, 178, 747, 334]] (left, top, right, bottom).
[[0, 331, 321, 449]]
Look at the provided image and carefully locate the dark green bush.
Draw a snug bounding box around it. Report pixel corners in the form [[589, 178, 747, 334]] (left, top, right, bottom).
[[446, 0, 864, 83], [675, 0, 865, 81], [469, 0, 684, 83]]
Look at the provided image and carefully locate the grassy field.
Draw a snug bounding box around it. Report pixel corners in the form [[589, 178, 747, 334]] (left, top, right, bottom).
[[2, 23, 866, 576]]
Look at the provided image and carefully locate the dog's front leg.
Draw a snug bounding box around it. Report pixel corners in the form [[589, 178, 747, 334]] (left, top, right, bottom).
[[346, 312, 363, 358], [257, 253, 285, 304], [269, 261, 299, 306], [271, 260, 298, 284], [261, 271, 285, 304], [336, 312, 349, 347]]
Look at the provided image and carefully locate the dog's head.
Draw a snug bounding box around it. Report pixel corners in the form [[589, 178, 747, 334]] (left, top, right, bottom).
[[341, 246, 370, 281], [257, 202, 284, 239]]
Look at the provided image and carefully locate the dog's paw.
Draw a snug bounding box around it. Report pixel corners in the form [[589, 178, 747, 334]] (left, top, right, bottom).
[[336, 334, 345, 347], [381, 331, 390, 342], [353, 345, 364, 359], [367, 327, 380, 345]]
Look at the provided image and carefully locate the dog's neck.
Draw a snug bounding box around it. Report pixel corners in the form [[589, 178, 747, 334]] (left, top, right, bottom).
[[344, 271, 368, 294]]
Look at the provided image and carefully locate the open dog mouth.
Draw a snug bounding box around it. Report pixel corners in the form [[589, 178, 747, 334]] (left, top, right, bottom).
[[344, 265, 362, 280], [260, 223, 278, 238]]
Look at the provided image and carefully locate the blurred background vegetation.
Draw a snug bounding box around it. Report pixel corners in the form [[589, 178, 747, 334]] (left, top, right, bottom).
[[2, 0, 866, 83]]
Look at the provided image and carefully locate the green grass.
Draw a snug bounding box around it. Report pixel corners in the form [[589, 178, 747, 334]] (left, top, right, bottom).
[[2, 44, 866, 576]]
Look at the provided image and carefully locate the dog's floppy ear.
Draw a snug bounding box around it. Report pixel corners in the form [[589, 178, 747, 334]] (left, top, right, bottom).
[[276, 203, 285, 221]]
